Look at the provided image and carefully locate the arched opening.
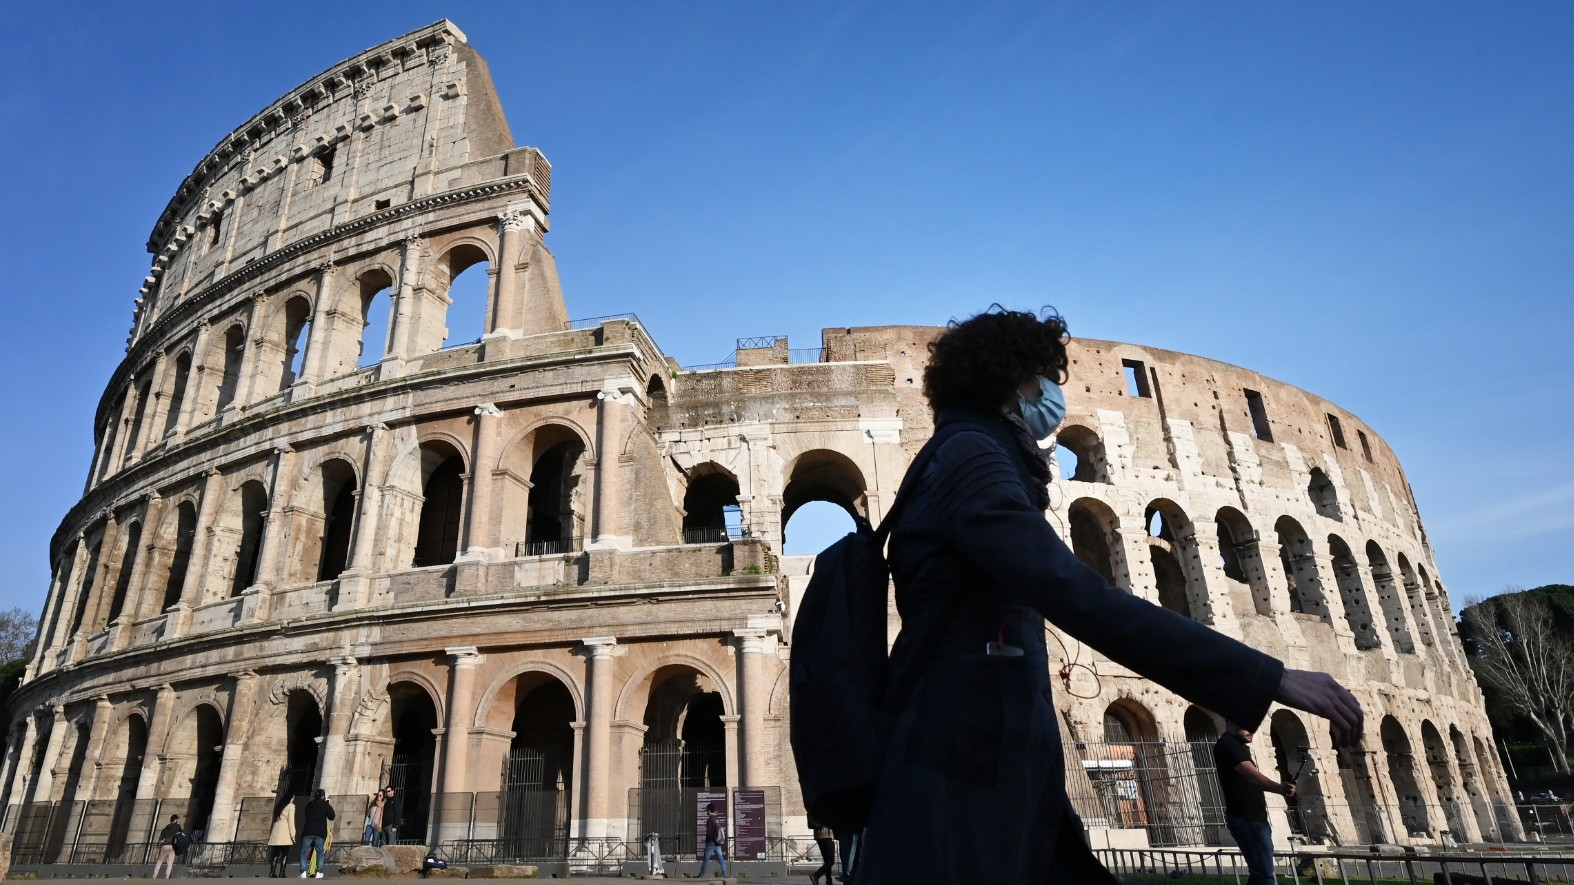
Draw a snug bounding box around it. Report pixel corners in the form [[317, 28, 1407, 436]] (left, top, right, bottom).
[[106, 521, 142, 625], [1215, 507, 1270, 616], [281, 295, 313, 389], [502, 676, 574, 855], [105, 715, 148, 860], [68, 532, 105, 639], [162, 352, 192, 438], [215, 325, 246, 413], [1145, 501, 1202, 621], [1068, 498, 1121, 586], [227, 481, 270, 597], [1334, 729, 1386, 844], [285, 692, 324, 797], [1275, 517, 1330, 622], [1269, 710, 1328, 843], [39, 540, 78, 653], [386, 682, 439, 844], [316, 460, 358, 582], [168, 705, 225, 840], [1366, 542, 1415, 653], [122, 379, 153, 468], [1183, 707, 1228, 846], [1422, 721, 1466, 841], [639, 666, 727, 848], [412, 444, 466, 568], [160, 502, 198, 611], [646, 375, 669, 425], [1328, 535, 1381, 650], [1308, 468, 1341, 520], [1097, 701, 1186, 845], [523, 428, 586, 555], [1470, 734, 1507, 842], [357, 270, 396, 368], [1397, 555, 1435, 648], [782, 501, 855, 555], [1380, 716, 1430, 838], [440, 245, 492, 348], [781, 450, 868, 534], [682, 465, 742, 544], [96, 393, 124, 482], [1054, 424, 1109, 483], [44, 722, 93, 862]]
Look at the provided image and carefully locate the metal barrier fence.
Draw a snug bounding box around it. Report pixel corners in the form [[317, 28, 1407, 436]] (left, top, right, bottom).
[[1097, 846, 1574, 883]]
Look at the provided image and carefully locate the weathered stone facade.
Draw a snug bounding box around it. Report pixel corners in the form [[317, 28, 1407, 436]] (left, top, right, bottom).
[[0, 20, 1516, 861]]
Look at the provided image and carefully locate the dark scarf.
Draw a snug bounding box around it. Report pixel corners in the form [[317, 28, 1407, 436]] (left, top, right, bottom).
[[1000, 408, 1052, 511]]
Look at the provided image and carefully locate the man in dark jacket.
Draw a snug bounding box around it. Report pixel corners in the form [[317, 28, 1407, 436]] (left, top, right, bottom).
[[1215, 722, 1295, 884], [381, 786, 402, 846], [299, 789, 335, 878]]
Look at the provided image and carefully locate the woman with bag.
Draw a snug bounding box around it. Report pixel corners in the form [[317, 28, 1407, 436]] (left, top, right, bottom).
[[268, 797, 297, 877]]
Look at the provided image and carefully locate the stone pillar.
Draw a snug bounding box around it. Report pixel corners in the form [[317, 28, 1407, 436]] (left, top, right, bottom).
[[590, 384, 636, 549], [245, 446, 297, 620], [317, 656, 361, 796], [131, 685, 176, 831], [388, 236, 426, 364], [38, 539, 88, 668], [72, 697, 114, 803], [489, 209, 530, 336], [181, 468, 226, 621], [141, 352, 176, 453], [461, 404, 503, 558], [721, 715, 741, 794], [1117, 522, 1158, 605], [205, 671, 260, 842], [338, 424, 389, 608], [0, 718, 39, 830], [1173, 522, 1220, 626], [580, 637, 618, 838], [235, 292, 273, 408], [437, 647, 482, 842], [27, 707, 67, 806], [170, 321, 212, 442], [301, 262, 338, 387], [735, 630, 768, 787]]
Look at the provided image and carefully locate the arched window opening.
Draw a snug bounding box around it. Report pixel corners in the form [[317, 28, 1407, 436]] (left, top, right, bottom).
[[503, 677, 575, 854], [215, 325, 246, 412], [230, 481, 270, 597], [106, 521, 142, 625], [105, 716, 148, 858], [1144, 502, 1197, 621], [1269, 711, 1328, 842], [440, 245, 491, 349], [68, 534, 104, 638], [1274, 517, 1329, 622], [1055, 425, 1108, 483], [1381, 716, 1430, 836], [1216, 507, 1270, 617], [1308, 468, 1340, 520], [782, 501, 855, 555], [96, 394, 124, 482], [523, 429, 586, 556], [413, 447, 466, 568], [122, 379, 153, 468], [285, 692, 324, 796], [1068, 499, 1119, 586], [782, 450, 868, 553], [1094, 701, 1185, 845], [177, 706, 225, 838], [43, 723, 93, 861], [385, 682, 439, 844], [640, 666, 727, 846], [682, 467, 742, 544], [1397, 555, 1435, 648], [1366, 541, 1415, 653], [1183, 706, 1228, 846], [163, 352, 192, 438], [281, 296, 313, 389], [1465, 734, 1502, 841], [39, 542, 78, 652], [646, 374, 670, 427], [1335, 733, 1386, 843], [1421, 721, 1467, 841], [1327, 535, 1381, 650], [357, 271, 395, 369], [161, 502, 198, 611], [317, 461, 358, 581]]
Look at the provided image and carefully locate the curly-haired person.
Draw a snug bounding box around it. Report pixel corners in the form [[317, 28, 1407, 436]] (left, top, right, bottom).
[[856, 306, 1363, 883]]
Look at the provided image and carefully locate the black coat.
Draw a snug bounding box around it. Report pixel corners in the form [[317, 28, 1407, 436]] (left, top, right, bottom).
[[859, 412, 1285, 883], [302, 798, 335, 838]]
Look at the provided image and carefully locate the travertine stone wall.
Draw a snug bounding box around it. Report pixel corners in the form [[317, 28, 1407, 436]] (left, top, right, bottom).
[[0, 19, 1514, 859]]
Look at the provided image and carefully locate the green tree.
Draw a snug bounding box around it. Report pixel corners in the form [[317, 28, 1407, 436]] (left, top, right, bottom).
[[1460, 586, 1574, 775]]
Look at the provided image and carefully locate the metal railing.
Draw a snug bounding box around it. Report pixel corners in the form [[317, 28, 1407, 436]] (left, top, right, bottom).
[[1097, 847, 1574, 884], [788, 347, 827, 364], [682, 525, 746, 544], [565, 313, 641, 331], [514, 536, 581, 557]]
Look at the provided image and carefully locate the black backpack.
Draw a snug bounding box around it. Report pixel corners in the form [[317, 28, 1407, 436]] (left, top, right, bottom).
[[171, 831, 191, 855], [788, 421, 967, 832]]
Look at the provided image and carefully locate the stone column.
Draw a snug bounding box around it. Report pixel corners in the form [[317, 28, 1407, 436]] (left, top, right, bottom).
[[590, 384, 636, 549], [437, 647, 482, 842], [461, 404, 502, 559], [1116, 521, 1158, 604], [1173, 523, 1220, 626], [141, 352, 176, 453], [38, 539, 88, 668], [131, 685, 176, 831], [721, 715, 741, 794], [72, 697, 115, 803], [388, 236, 426, 365], [317, 656, 361, 796], [302, 262, 338, 387], [245, 446, 297, 620], [1250, 538, 1288, 616], [338, 424, 389, 608], [205, 671, 260, 842], [489, 209, 530, 336], [28, 706, 67, 806], [1, 717, 39, 829], [580, 637, 617, 838], [235, 292, 273, 408], [171, 321, 212, 442], [180, 468, 226, 622], [734, 630, 768, 787]]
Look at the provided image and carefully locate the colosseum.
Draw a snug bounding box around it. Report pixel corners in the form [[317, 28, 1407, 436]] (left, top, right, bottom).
[[0, 19, 1519, 872]]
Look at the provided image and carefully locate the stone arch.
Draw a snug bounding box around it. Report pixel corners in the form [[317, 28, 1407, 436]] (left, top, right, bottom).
[[1421, 720, 1467, 840], [633, 662, 731, 830], [209, 321, 249, 418], [1143, 499, 1208, 622], [409, 438, 468, 569], [385, 678, 441, 843], [104, 518, 143, 628], [344, 264, 399, 372], [1067, 497, 1123, 586], [1335, 735, 1386, 843], [1468, 733, 1507, 841], [474, 662, 586, 730], [1380, 715, 1430, 836], [1366, 542, 1415, 653], [163, 701, 226, 837], [1327, 534, 1381, 650], [1101, 698, 1188, 845], [1182, 707, 1228, 846], [682, 462, 742, 543], [161, 350, 194, 438], [496, 419, 594, 555], [781, 448, 869, 527], [434, 240, 495, 348], [103, 710, 149, 856], [122, 375, 155, 468], [1215, 506, 1271, 616], [1308, 467, 1341, 520], [646, 374, 669, 425], [66, 525, 106, 639], [283, 455, 360, 586], [253, 292, 314, 394], [1053, 423, 1110, 483], [1274, 516, 1330, 622], [43, 718, 95, 861], [1268, 710, 1329, 842], [211, 479, 270, 600], [483, 669, 577, 845], [1396, 554, 1436, 648], [616, 654, 736, 723]]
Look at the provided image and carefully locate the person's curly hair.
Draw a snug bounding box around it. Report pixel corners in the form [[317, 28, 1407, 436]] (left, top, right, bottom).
[[924, 306, 1069, 413]]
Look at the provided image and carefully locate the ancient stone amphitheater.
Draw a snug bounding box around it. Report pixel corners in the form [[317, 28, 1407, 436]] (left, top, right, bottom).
[[0, 19, 1517, 869]]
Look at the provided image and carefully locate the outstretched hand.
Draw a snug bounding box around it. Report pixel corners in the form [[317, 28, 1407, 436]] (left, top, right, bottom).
[[1276, 669, 1363, 748]]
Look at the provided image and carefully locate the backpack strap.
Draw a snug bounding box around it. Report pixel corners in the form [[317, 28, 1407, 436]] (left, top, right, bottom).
[[871, 415, 988, 544]]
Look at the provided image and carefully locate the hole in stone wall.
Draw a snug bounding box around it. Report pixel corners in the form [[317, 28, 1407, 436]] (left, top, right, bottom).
[[1122, 359, 1151, 398], [1244, 389, 1273, 442], [1327, 413, 1347, 449]]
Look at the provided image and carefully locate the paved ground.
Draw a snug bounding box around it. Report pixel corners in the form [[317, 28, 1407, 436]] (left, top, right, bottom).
[[14, 879, 761, 884]]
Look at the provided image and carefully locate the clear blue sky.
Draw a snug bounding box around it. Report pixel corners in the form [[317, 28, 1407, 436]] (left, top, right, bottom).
[[1, 2, 1570, 620]]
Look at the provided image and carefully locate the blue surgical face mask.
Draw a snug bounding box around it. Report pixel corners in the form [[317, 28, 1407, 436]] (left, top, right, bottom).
[[1019, 376, 1066, 440]]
